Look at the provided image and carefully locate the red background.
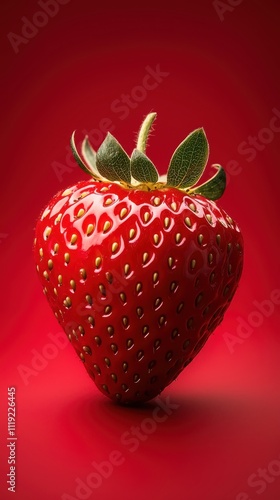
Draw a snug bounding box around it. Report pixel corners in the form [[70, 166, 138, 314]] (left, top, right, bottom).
[[1, 1, 280, 499]]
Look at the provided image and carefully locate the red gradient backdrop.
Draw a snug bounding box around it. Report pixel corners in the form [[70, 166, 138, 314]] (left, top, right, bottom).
[[1, 1, 280, 499]]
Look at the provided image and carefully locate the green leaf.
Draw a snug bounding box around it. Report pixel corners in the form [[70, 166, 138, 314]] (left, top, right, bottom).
[[81, 137, 104, 180], [131, 149, 159, 183], [190, 164, 226, 200], [167, 128, 209, 189], [82, 137, 97, 169], [96, 132, 131, 184], [70, 131, 100, 179]]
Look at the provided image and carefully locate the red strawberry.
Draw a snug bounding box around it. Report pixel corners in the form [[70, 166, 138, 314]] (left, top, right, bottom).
[[34, 112, 243, 404]]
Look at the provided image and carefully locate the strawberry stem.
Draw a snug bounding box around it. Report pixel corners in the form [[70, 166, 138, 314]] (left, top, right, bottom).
[[136, 112, 157, 153]]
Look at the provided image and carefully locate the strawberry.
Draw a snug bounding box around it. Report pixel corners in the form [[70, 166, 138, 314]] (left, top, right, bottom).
[[34, 112, 243, 404]]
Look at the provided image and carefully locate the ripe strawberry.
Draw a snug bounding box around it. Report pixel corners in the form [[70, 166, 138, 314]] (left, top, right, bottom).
[[34, 113, 243, 404]]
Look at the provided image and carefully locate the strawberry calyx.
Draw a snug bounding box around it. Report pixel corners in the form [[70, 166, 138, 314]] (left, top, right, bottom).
[[70, 112, 226, 200]]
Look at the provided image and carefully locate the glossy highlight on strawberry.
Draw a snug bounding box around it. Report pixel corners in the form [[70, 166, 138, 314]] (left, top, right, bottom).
[[33, 112, 243, 404]]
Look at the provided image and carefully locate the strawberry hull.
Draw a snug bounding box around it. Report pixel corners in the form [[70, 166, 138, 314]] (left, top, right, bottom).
[[34, 180, 243, 404]]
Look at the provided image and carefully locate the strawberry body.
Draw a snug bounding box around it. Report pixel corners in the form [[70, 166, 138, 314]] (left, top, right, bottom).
[[34, 179, 243, 404]]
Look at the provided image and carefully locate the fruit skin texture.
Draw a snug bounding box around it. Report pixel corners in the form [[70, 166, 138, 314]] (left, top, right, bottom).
[[34, 180, 243, 404]]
